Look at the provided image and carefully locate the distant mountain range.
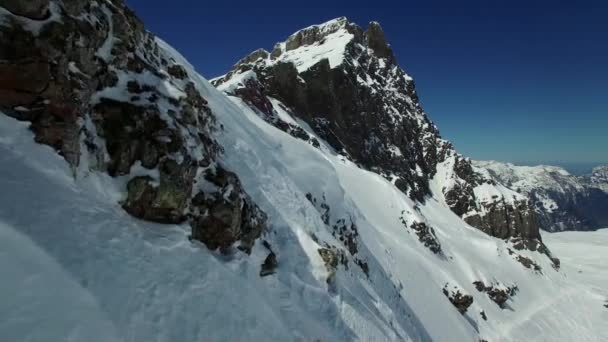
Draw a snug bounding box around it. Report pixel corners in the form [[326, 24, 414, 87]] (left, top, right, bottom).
[[475, 161, 608, 231], [512, 162, 608, 176]]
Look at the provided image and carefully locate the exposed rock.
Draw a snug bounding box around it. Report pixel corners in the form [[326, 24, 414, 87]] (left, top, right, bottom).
[[167, 64, 188, 79], [515, 255, 541, 272], [475, 160, 608, 231], [306, 192, 369, 278], [332, 218, 359, 256], [0, 0, 50, 19], [190, 167, 266, 253], [226, 76, 321, 149], [355, 258, 369, 278], [0, 62, 51, 95], [214, 17, 542, 244], [259, 240, 278, 277], [507, 248, 542, 273], [589, 165, 608, 193], [400, 214, 442, 255], [236, 48, 269, 65], [318, 247, 348, 285], [445, 157, 541, 242], [0, 0, 267, 254], [365, 21, 393, 60], [473, 281, 518, 309], [551, 257, 561, 270], [442, 285, 474, 314], [260, 252, 278, 277]]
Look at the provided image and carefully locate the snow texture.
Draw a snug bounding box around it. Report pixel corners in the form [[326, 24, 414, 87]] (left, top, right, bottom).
[[0, 35, 606, 342]]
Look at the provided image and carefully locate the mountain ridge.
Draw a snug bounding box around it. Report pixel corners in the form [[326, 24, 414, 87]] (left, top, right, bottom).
[[474, 160, 608, 231], [0, 3, 606, 341], [213, 16, 543, 245]]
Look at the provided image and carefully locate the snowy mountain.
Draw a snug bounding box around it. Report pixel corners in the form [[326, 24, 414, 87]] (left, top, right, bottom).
[[475, 161, 608, 231], [1, 2, 607, 341], [589, 165, 608, 193], [212, 17, 540, 243]]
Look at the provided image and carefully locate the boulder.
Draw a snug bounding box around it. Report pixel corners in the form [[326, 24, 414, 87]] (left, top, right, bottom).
[[260, 252, 278, 277]]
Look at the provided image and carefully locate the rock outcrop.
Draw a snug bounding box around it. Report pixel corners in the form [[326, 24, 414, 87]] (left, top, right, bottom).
[[473, 281, 518, 309], [475, 161, 608, 231], [442, 285, 474, 314], [0, 0, 266, 253], [213, 17, 542, 244]]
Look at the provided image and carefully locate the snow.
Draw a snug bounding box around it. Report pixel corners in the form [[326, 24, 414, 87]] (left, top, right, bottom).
[[388, 144, 403, 157], [541, 229, 608, 340], [215, 69, 257, 93], [474, 160, 585, 194], [473, 182, 525, 205], [95, 4, 115, 62], [274, 28, 354, 72], [0, 222, 120, 342], [268, 97, 299, 126], [1, 34, 607, 342]]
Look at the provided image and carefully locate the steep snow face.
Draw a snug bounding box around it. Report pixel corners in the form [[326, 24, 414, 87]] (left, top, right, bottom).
[[474, 161, 608, 231], [1, 50, 606, 340], [213, 17, 540, 242], [1, 6, 606, 342], [272, 17, 355, 72], [541, 229, 608, 341], [0, 0, 267, 253], [474, 161, 584, 194]]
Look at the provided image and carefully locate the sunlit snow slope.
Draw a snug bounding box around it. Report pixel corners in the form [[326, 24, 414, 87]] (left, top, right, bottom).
[[1, 35, 606, 342]]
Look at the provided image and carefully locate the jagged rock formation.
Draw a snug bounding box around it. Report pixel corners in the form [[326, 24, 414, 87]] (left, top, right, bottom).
[[213, 17, 541, 243], [442, 284, 474, 314], [0, 0, 266, 252], [475, 161, 608, 231], [473, 281, 518, 309], [2, 4, 607, 341]]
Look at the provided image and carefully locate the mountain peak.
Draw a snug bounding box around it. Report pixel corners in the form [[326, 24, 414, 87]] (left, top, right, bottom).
[[365, 21, 393, 60], [267, 17, 354, 64], [225, 17, 396, 74]]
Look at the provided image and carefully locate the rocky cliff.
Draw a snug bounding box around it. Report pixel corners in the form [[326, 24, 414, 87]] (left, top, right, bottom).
[[475, 161, 608, 231], [212, 17, 541, 243], [0, 0, 266, 253], [3, 3, 603, 341]]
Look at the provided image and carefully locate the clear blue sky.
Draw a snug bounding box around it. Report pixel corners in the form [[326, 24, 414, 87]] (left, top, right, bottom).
[[125, 0, 607, 164]]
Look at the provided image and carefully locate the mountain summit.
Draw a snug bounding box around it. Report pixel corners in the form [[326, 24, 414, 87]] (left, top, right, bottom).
[[213, 17, 541, 244]]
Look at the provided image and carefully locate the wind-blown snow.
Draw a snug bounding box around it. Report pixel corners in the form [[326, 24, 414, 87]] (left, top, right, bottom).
[[0, 35, 607, 342]]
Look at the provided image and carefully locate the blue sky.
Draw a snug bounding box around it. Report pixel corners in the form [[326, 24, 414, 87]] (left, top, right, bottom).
[[126, 0, 607, 164]]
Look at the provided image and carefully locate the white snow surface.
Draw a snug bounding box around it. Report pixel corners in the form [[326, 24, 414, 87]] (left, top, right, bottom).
[[0, 37, 606, 342], [275, 28, 354, 73], [474, 160, 585, 194]]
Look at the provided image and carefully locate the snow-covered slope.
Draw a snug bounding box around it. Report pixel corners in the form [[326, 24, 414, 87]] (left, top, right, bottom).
[[475, 161, 608, 231], [213, 17, 540, 242], [0, 70, 605, 340], [1, 3, 607, 341], [589, 165, 608, 193]]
